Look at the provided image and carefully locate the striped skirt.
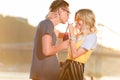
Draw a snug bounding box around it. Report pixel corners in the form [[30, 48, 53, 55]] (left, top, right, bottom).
[[59, 60, 84, 80]]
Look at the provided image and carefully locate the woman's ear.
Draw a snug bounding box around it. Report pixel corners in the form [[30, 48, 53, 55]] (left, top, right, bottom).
[[79, 20, 83, 26]]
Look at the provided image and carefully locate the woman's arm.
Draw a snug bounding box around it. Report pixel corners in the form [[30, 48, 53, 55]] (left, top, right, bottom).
[[69, 23, 87, 59]]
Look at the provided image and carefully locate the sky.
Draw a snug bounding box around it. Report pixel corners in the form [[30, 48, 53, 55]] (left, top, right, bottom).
[[0, 0, 120, 50]]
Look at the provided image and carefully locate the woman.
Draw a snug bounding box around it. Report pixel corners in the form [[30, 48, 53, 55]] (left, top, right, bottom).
[[59, 9, 97, 80]]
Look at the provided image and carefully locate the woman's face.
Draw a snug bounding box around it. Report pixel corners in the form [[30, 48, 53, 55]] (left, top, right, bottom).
[[75, 20, 83, 31]]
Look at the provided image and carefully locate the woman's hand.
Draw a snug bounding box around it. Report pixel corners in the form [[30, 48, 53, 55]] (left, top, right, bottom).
[[46, 12, 57, 19], [68, 23, 74, 36]]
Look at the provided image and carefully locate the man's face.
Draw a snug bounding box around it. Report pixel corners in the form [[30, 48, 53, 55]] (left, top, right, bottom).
[[59, 7, 70, 24]]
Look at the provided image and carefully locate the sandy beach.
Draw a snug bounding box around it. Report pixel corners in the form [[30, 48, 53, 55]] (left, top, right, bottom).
[[0, 72, 120, 80]]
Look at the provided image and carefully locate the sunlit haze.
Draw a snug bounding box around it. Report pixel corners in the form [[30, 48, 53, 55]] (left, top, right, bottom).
[[0, 0, 120, 50]]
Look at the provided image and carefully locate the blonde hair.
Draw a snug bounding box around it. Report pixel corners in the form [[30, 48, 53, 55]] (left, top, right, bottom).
[[75, 9, 96, 33]]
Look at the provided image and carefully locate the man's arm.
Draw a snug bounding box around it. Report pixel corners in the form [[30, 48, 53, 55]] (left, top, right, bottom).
[[42, 34, 69, 56]]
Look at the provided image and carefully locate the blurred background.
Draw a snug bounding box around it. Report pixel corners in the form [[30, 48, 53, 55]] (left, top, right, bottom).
[[0, 0, 120, 80]]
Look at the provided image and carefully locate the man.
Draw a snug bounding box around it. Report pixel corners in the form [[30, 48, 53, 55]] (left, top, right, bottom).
[[30, 0, 70, 80]]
